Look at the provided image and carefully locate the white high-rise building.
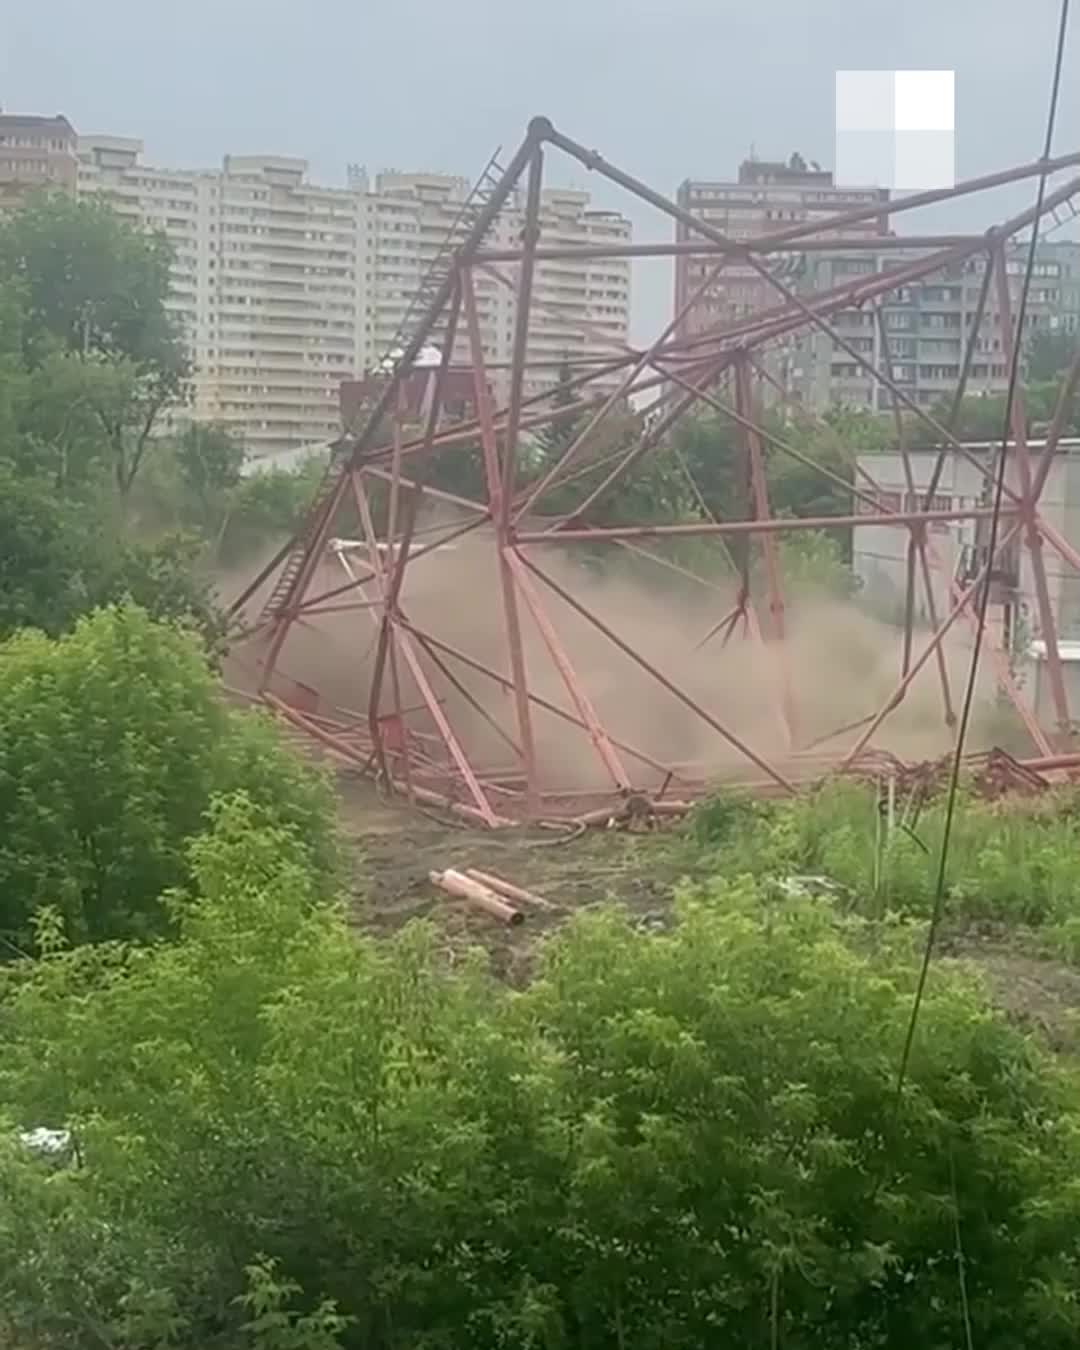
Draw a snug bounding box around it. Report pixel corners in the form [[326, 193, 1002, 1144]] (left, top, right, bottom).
[[77, 139, 632, 456], [361, 172, 632, 397], [527, 187, 631, 387], [360, 169, 518, 367], [78, 137, 367, 455]]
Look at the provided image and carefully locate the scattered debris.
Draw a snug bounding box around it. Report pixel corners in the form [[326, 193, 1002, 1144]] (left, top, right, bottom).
[[777, 875, 853, 904], [604, 792, 660, 832], [464, 868, 558, 913], [430, 868, 525, 926], [18, 1127, 74, 1165]]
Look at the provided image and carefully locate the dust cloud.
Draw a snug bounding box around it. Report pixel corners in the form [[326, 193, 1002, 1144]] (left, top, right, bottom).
[[221, 507, 1015, 798]]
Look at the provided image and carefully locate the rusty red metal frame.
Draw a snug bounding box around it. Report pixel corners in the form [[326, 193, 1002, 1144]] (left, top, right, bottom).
[[228, 115, 1080, 825]]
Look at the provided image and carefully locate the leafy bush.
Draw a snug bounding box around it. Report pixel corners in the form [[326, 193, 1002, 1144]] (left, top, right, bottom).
[[2, 809, 1080, 1348], [0, 604, 336, 950], [687, 782, 1080, 943]]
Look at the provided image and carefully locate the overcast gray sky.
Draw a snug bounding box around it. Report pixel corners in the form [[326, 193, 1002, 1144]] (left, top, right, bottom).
[[4, 0, 1078, 339]]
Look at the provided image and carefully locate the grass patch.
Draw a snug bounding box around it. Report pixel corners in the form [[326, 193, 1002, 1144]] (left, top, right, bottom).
[[684, 781, 1080, 960]]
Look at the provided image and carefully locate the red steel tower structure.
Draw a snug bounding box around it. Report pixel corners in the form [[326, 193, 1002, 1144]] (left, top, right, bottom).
[[228, 116, 1080, 826]]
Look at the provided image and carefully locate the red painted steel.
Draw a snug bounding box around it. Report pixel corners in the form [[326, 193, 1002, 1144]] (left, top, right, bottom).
[[227, 116, 1080, 824]]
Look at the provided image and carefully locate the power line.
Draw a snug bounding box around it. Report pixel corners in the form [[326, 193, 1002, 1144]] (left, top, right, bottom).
[[890, 0, 1073, 1113]]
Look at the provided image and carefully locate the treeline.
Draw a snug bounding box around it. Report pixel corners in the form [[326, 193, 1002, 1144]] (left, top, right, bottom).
[[0, 194, 323, 646]]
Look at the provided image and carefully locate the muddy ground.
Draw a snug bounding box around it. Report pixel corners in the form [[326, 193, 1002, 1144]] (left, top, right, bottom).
[[335, 771, 1080, 1049], [338, 773, 689, 984]]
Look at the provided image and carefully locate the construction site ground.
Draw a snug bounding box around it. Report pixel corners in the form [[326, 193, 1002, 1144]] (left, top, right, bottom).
[[336, 773, 1080, 1052], [338, 774, 687, 986]]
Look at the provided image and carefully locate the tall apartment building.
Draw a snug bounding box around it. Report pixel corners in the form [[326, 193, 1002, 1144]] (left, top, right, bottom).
[[78, 137, 367, 455], [0, 113, 78, 210], [359, 169, 518, 372], [793, 239, 1080, 412], [77, 143, 632, 456], [527, 187, 630, 390], [1053, 240, 1080, 335], [362, 171, 631, 397], [673, 155, 889, 340]]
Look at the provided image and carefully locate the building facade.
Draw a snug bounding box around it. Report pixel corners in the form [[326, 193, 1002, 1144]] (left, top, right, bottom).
[[361, 171, 631, 398], [359, 168, 519, 377], [0, 113, 78, 210], [77, 143, 632, 456], [793, 240, 1080, 412], [673, 155, 889, 340], [78, 137, 367, 455], [853, 440, 1080, 727], [526, 187, 631, 394]]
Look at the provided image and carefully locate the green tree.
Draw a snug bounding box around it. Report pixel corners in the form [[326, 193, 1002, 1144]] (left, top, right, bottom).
[[0, 469, 227, 650], [0, 193, 181, 374], [0, 466, 99, 638], [101, 532, 230, 658], [0, 193, 189, 499], [1027, 328, 1080, 383], [535, 357, 583, 459], [917, 377, 1080, 446], [2, 854, 1080, 1348], [14, 347, 116, 489], [0, 605, 336, 951], [216, 453, 331, 566], [173, 422, 246, 520]]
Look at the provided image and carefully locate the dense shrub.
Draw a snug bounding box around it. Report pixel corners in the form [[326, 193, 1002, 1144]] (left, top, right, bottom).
[[0, 604, 336, 950], [688, 781, 1080, 947], [2, 803, 1079, 1348]]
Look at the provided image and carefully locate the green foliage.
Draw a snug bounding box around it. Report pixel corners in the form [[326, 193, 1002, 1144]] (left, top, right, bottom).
[[688, 781, 1080, 946], [173, 421, 245, 514], [216, 454, 331, 566], [0, 194, 235, 653], [0, 605, 336, 951], [0, 465, 99, 638], [1027, 329, 1080, 385], [0, 192, 189, 498], [535, 358, 584, 458], [0, 467, 227, 649], [913, 377, 1080, 447], [2, 820, 1080, 1348], [0, 192, 182, 376], [769, 530, 861, 600], [102, 531, 230, 658]]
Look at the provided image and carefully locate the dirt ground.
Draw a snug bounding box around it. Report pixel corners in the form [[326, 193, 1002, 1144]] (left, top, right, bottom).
[[335, 772, 1080, 1046], [940, 924, 1080, 1054], [337, 773, 691, 983]]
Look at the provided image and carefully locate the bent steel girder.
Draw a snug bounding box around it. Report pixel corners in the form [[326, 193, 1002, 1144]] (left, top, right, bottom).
[[228, 115, 1080, 825]]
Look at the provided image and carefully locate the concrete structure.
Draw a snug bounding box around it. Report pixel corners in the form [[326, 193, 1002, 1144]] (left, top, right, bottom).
[[795, 240, 1080, 412], [78, 143, 632, 456], [0, 113, 78, 210], [673, 155, 888, 339], [853, 440, 1080, 674], [1027, 639, 1080, 728]]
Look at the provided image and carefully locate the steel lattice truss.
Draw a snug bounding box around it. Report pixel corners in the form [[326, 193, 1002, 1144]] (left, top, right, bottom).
[[228, 116, 1080, 826]]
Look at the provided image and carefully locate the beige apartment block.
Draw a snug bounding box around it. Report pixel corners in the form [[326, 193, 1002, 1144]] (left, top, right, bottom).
[[79, 137, 366, 457], [78, 140, 632, 456], [0, 113, 78, 210]]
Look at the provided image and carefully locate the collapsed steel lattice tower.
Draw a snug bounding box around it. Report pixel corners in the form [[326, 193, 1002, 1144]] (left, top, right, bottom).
[[228, 116, 1080, 826]]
